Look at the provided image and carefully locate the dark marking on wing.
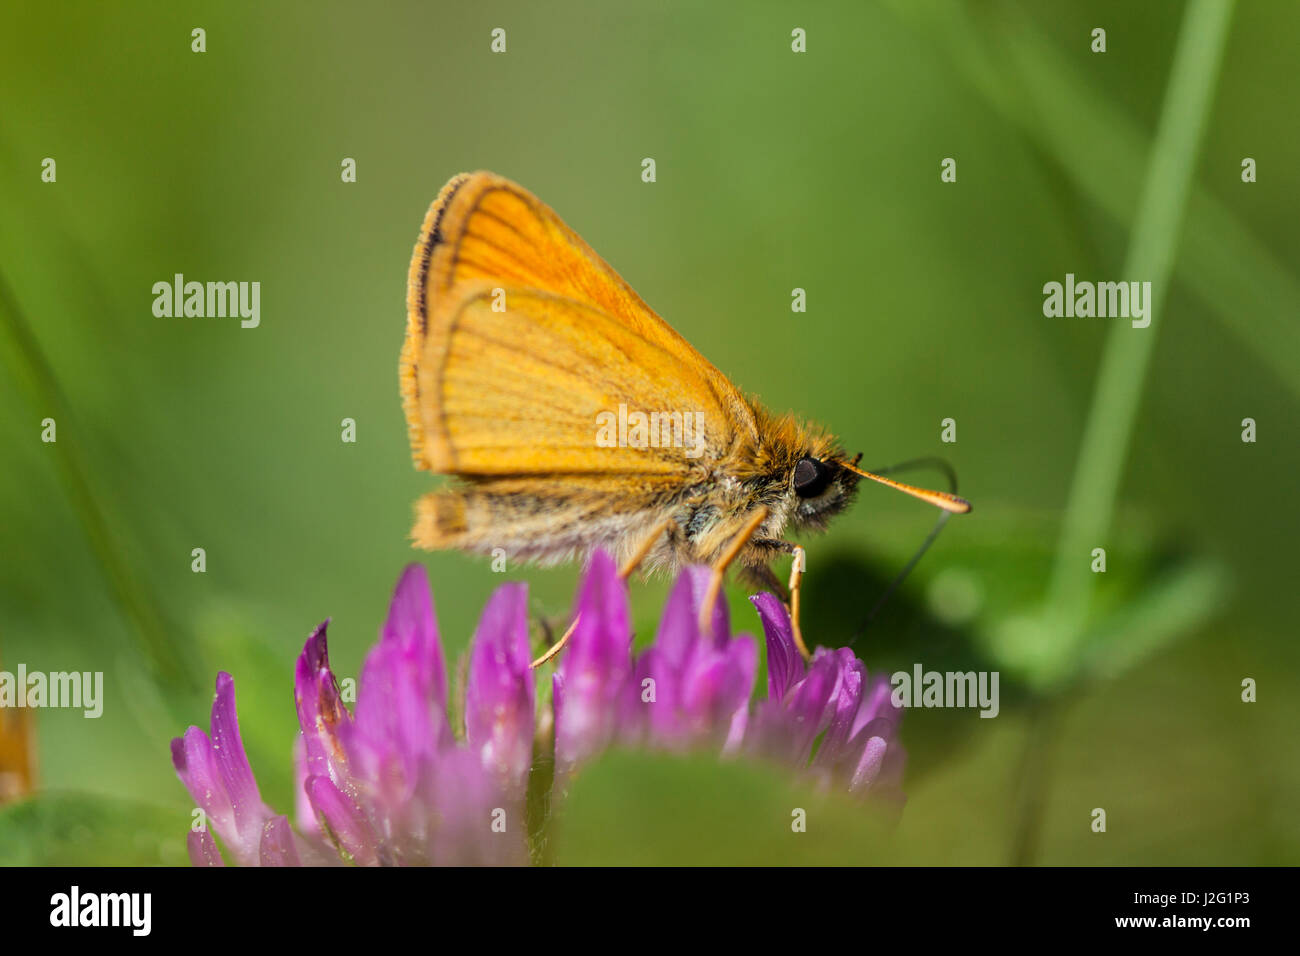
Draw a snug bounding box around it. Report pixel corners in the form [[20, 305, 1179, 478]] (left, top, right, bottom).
[[415, 174, 472, 335]]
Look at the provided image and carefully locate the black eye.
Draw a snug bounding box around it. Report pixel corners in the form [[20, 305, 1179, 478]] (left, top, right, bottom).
[[793, 456, 833, 498]]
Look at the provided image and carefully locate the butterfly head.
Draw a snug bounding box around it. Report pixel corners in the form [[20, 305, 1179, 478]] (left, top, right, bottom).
[[785, 446, 862, 533]]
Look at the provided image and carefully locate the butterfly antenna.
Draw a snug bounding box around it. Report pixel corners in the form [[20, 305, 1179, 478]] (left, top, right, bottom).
[[845, 457, 968, 647], [839, 457, 971, 514]]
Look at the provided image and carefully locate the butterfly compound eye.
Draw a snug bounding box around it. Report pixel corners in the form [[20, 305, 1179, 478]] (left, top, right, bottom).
[[793, 456, 832, 498]]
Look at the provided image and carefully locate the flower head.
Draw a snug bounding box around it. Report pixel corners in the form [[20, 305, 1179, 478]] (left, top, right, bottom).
[[174, 565, 530, 866], [172, 552, 904, 866]]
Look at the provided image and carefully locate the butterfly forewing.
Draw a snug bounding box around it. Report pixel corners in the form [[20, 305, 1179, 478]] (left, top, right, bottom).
[[402, 171, 757, 477]]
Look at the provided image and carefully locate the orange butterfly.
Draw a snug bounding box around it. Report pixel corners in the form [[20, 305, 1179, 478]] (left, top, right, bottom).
[[401, 172, 969, 662]]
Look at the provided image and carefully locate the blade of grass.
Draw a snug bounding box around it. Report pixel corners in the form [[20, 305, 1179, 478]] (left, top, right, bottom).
[[889, 0, 1300, 404], [1021, 0, 1236, 865], [1046, 0, 1236, 651], [0, 267, 196, 688], [991, 9, 1300, 404]]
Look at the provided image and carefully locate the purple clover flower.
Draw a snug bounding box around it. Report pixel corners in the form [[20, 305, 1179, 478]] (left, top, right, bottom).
[[748, 594, 906, 802], [172, 551, 904, 866], [173, 565, 531, 866], [562, 554, 756, 761]]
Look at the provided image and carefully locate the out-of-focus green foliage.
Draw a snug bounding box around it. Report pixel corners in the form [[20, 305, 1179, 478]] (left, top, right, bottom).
[[1, 0, 1296, 865]]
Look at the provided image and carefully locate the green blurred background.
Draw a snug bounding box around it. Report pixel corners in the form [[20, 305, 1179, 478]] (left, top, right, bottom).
[[1, 0, 1297, 865]]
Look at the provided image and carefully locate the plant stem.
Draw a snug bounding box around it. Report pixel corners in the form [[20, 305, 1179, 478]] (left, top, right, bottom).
[[1015, 0, 1236, 863], [1045, 0, 1236, 650], [1009, 695, 1063, 866]]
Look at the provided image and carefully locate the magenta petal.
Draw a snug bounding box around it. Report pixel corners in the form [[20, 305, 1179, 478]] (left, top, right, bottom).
[[655, 565, 731, 667], [652, 569, 706, 669], [429, 748, 526, 867], [812, 650, 865, 770], [171, 727, 222, 824], [679, 635, 757, 745], [847, 730, 891, 793], [172, 676, 271, 868], [854, 672, 902, 738], [306, 775, 384, 866], [721, 703, 749, 757], [186, 829, 225, 867], [767, 650, 839, 765], [618, 646, 660, 745], [354, 641, 436, 786], [294, 622, 352, 790], [637, 577, 698, 746], [292, 735, 321, 838], [638, 651, 685, 747], [465, 582, 535, 790], [627, 566, 757, 753], [685, 565, 731, 649], [746, 696, 798, 765], [209, 673, 270, 843], [349, 569, 454, 801], [381, 563, 448, 707], [718, 633, 758, 740], [293, 626, 325, 730], [258, 816, 302, 866], [554, 550, 633, 770], [750, 593, 802, 701]]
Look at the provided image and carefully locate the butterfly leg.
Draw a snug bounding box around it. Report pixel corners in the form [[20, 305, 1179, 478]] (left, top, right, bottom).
[[529, 516, 679, 670], [787, 545, 811, 661], [529, 616, 580, 669], [747, 539, 812, 661], [699, 506, 770, 636], [618, 516, 680, 580]]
